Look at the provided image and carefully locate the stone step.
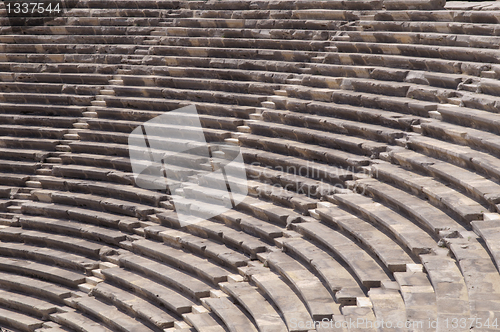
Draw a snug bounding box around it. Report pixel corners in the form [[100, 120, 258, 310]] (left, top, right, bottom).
[[51, 310, 114, 332], [0, 306, 44, 332], [119, 254, 213, 300], [0, 241, 98, 273], [71, 296, 155, 332], [92, 282, 177, 329], [202, 296, 259, 332], [131, 239, 233, 285], [19, 212, 128, 245], [293, 221, 390, 288], [351, 178, 467, 236], [250, 272, 311, 332], [219, 282, 288, 332], [263, 250, 340, 320], [280, 237, 364, 305], [0, 256, 86, 288], [316, 204, 414, 272], [100, 267, 194, 315]]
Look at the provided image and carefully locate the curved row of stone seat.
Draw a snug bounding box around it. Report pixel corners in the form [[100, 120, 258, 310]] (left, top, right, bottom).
[[219, 281, 287, 332], [314, 203, 415, 272], [345, 30, 500, 49], [261, 249, 341, 320], [2, 0, 500, 331], [370, 160, 488, 222], [154, 219, 269, 260], [292, 220, 391, 289], [325, 188, 476, 326], [354, 19, 500, 36]]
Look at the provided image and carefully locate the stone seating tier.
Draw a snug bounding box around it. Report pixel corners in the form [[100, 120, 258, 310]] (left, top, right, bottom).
[[118, 253, 213, 300], [50, 310, 115, 332], [0, 241, 98, 273], [249, 272, 312, 332], [91, 282, 178, 330], [0, 306, 44, 332], [351, 178, 468, 235], [70, 296, 156, 332], [279, 236, 364, 304], [263, 250, 340, 320], [101, 266, 194, 315], [315, 204, 415, 272], [292, 221, 390, 288], [0, 0, 499, 330], [387, 147, 500, 208], [0, 270, 72, 304], [0, 288, 60, 320], [202, 296, 259, 332], [220, 281, 287, 332], [0, 226, 108, 258], [0, 256, 86, 288]]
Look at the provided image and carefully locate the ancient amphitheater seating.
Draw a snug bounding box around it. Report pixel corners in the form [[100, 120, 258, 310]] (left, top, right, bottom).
[[3, 0, 500, 330]]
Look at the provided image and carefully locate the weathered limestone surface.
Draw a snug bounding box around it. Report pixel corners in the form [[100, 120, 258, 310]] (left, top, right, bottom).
[[2, 0, 500, 330]]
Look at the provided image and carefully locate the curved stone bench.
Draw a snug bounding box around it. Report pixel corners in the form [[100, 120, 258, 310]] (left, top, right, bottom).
[[388, 147, 500, 209], [356, 20, 500, 37], [219, 281, 288, 332], [326, 51, 490, 77], [249, 272, 312, 332], [183, 311, 225, 332], [145, 226, 249, 268], [407, 135, 500, 186], [0, 103, 86, 117], [116, 77, 280, 99], [261, 109, 406, 144], [70, 296, 155, 332], [202, 296, 259, 332], [0, 288, 60, 320], [315, 204, 414, 272], [247, 120, 387, 157], [239, 134, 370, 170], [91, 282, 178, 330], [352, 178, 468, 235], [242, 146, 353, 186], [118, 253, 213, 300], [0, 256, 86, 288], [421, 119, 500, 159], [0, 226, 107, 258], [263, 250, 340, 320], [0, 270, 72, 305], [50, 310, 114, 332], [156, 220, 269, 258], [371, 161, 487, 223], [131, 237, 245, 276], [100, 267, 194, 315], [280, 236, 364, 305], [0, 241, 98, 273], [33, 176, 168, 207], [293, 221, 391, 288], [18, 215, 128, 246], [0, 305, 44, 332], [346, 31, 500, 49], [0, 124, 68, 140]]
